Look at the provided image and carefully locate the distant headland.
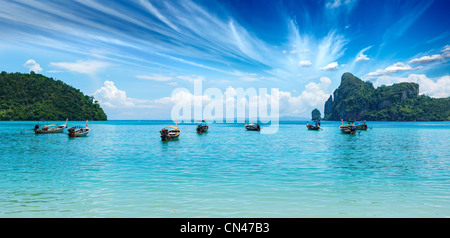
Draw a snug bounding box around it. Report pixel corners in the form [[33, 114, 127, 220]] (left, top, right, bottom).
[[324, 72, 449, 121], [0, 71, 107, 121]]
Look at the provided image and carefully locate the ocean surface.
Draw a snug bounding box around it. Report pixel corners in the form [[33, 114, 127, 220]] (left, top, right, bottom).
[[0, 120, 449, 217]]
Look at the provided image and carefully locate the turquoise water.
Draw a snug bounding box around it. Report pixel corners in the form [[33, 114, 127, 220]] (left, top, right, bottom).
[[0, 120, 449, 217]]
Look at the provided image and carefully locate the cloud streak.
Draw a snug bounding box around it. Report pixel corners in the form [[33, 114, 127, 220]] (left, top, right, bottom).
[[50, 60, 111, 75], [408, 45, 450, 64]]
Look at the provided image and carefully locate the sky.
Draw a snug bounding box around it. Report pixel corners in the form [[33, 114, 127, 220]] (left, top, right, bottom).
[[0, 0, 449, 120]]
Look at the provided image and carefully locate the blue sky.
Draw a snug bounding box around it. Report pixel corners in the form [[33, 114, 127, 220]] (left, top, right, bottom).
[[0, 0, 449, 119]]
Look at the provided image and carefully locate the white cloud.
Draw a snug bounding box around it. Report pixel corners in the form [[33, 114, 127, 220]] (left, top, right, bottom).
[[408, 54, 443, 64], [355, 54, 369, 62], [276, 77, 331, 116], [23, 59, 42, 73], [299, 60, 312, 67], [367, 62, 415, 77], [408, 45, 450, 64], [441, 44, 450, 56], [93, 81, 136, 108], [93, 77, 333, 119], [385, 62, 414, 72], [93, 80, 210, 110], [175, 75, 205, 82], [231, 72, 264, 81], [50, 60, 110, 74], [136, 74, 207, 83], [325, 0, 357, 9], [442, 46, 450, 58], [92, 80, 178, 119], [442, 45, 450, 52], [371, 74, 450, 98], [320, 62, 339, 71], [326, 0, 342, 8], [355, 46, 371, 62], [408, 74, 450, 98], [136, 74, 173, 81]]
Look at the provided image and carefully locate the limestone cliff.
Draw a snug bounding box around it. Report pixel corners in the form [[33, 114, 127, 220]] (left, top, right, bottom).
[[323, 73, 449, 121]]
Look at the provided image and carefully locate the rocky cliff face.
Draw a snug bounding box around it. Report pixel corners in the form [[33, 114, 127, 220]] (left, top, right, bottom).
[[323, 73, 449, 121]]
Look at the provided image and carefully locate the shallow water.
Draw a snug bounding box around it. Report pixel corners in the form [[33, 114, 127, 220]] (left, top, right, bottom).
[[0, 120, 449, 217]]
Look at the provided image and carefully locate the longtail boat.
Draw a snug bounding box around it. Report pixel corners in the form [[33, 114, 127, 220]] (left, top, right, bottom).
[[339, 120, 356, 134], [196, 120, 209, 134], [160, 121, 181, 141], [355, 120, 368, 130], [306, 120, 320, 130], [68, 121, 90, 137], [245, 121, 260, 131], [21, 119, 68, 134]]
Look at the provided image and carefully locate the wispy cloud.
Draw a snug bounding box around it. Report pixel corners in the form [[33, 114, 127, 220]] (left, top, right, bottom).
[[50, 60, 111, 75], [0, 0, 350, 84], [138, 0, 180, 32], [325, 0, 358, 9], [408, 45, 450, 64], [409, 54, 443, 64], [136, 74, 173, 82], [285, 19, 347, 77], [382, 1, 435, 41], [355, 46, 372, 62]]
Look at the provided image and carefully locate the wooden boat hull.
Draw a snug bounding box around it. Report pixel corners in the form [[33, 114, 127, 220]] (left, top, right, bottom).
[[68, 132, 89, 137], [245, 124, 260, 131], [356, 124, 367, 130], [33, 119, 68, 134], [35, 126, 65, 134], [68, 128, 90, 137], [161, 134, 180, 141], [244, 120, 260, 131], [68, 131, 89, 137], [306, 125, 320, 130], [339, 126, 356, 134]]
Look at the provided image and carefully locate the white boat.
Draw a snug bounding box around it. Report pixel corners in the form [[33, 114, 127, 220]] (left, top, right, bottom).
[[31, 119, 68, 134], [160, 126, 181, 141], [68, 121, 90, 137]]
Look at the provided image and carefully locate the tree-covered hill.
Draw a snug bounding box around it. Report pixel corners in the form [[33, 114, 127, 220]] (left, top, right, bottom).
[[324, 72, 450, 121], [0, 71, 107, 121]]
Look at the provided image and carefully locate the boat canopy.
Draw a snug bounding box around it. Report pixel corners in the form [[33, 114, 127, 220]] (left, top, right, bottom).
[[167, 126, 179, 130], [44, 124, 57, 127]]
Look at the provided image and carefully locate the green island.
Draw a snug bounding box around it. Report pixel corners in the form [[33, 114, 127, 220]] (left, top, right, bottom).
[[311, 108, 321, 121], [324, 72, 450, 121], [0, 71, 107, 121]]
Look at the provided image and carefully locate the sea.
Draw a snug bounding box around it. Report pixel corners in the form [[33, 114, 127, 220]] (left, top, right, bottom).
[[0, 120, 449, 217]]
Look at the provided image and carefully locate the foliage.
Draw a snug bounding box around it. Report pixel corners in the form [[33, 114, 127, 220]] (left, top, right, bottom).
[[0, 71, 107, 121], [324, 72, 450, 121]]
